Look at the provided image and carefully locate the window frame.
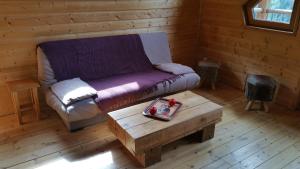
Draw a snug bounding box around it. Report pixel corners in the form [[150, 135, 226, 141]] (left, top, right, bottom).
[[243, 0, 300, 34]]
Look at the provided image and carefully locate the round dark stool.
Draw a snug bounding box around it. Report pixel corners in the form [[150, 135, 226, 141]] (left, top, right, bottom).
[[245, 74, 278, 112], [196, 61, 220, 90]]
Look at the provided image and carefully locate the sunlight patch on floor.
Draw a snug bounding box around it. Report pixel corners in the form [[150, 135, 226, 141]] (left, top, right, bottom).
[[36, 151, 113, 169]]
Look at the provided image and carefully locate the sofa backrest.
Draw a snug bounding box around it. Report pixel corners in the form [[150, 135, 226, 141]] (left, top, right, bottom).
[[37, 32, 173, 87], [37, 47, 58, 88], [139, 32, 172, 64]]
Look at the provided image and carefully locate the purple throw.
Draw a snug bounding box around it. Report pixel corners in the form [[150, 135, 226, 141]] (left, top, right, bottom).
[[39, 34, 154, 81], [87, 70, 175, 112]]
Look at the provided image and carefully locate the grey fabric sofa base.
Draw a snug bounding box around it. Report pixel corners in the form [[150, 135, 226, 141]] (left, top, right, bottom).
[[68, 115, 107, 132], [45, 90, 105, 131], [45, 73, 200, 131]]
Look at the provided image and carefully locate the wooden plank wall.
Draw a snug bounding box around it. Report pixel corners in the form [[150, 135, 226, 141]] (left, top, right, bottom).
[[198, 0, 300, 109], [0, 0, 201, 116]]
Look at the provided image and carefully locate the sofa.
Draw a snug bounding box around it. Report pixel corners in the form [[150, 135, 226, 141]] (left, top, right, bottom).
[[37, 32, 200, 131]]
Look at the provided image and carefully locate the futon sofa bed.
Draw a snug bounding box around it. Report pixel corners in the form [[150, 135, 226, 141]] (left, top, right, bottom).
[[37, 32, 200, 131]]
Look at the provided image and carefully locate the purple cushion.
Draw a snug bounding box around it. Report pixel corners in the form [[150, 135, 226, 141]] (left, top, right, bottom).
[[87, 70, 176, 112]]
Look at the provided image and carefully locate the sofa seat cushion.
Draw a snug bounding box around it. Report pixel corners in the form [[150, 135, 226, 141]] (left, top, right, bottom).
[[87, 70, 176, 112], [45, 89, 102, 123], [45, 72, 200, 131]]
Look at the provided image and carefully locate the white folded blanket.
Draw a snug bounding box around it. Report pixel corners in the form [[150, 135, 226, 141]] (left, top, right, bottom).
[[51, 78, 97, 106], [156, 63, 195, 75]]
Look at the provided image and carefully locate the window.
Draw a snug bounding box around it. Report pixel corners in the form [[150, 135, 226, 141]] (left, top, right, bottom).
[[243, 0, 300, 34]]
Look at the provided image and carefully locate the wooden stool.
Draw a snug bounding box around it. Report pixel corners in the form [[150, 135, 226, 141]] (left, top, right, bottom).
[[196, 60, 220, 90], [245, 74, 278, 112], [6, 79, 40, 125]]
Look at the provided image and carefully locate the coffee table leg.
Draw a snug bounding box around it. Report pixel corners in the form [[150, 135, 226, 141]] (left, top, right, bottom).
[[135, 146, 162, 167], [190, 124, 216, 142]]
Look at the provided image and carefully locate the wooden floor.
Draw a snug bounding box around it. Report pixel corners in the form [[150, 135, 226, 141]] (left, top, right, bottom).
[[1, 85, 300, 169]]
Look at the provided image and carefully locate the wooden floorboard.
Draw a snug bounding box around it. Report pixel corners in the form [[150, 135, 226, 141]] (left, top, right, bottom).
[[1, 84, 300, 169]]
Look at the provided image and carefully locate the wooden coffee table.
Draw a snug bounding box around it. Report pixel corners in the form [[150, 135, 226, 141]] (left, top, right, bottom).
[[108, 91, 223, 167]]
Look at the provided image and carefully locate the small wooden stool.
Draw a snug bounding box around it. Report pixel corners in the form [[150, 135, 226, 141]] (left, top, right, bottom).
[[196, 60, 220, 90], [245, 74, 278, 112], [6, 79, 40, 125]]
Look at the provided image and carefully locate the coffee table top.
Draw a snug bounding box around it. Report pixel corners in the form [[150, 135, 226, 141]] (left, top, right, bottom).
[[108, 91, 223, 154]]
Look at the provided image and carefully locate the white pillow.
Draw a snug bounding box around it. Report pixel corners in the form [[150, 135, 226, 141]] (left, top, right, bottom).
[[51, 78, 97, 106], [156, 63, 195, 75]]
